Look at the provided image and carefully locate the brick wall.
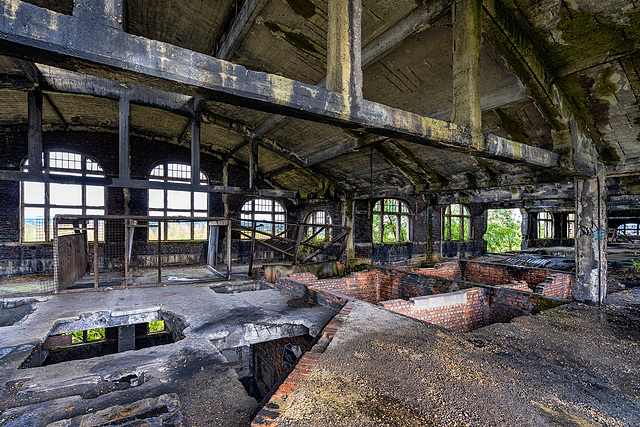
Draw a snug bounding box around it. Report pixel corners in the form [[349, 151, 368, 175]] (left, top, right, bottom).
[[460, 261, 574, 300], [379, 288, 489, 332], [488, 287, 535, 324], [275, 264, 571, 333], [535, 273, 574, 300], [252, 334, 314, 393]]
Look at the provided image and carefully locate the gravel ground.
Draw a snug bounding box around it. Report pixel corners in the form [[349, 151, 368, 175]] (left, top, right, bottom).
[[273, 289, 640, 426]]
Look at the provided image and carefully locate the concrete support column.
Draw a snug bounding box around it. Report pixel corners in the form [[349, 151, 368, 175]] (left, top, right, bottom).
[[118, 96, 130, 181], [342, 193, 355, 265], [574, 169, 607, 303], [118, 324, 136, 352], [452, 0, 482, 146], [326, 0, 363, 103], [27, 89, 43, 178], [519, 209, 529, 250], [73, 0, 124, 30]]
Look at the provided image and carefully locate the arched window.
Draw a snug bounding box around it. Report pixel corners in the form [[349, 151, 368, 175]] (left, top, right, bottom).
[[305, 210, 332, 241], [22, 151, 105, 242], [372, 199, 411, 243], [618, 222, 639, 236], [444, 204, 471, 241], [148, 162, 208, 241], [537, 212, 553, 239], [240, 199, 285, 240]]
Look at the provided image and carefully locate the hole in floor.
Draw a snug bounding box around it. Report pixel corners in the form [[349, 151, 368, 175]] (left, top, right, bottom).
[[20, 310, 186, 368], [222, 334, 314, 401]]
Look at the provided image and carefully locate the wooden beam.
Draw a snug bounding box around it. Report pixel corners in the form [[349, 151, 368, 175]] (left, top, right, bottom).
[[118, 96, 130, 181], [452, 0, 482, 146], [0, 0, 560, 168], [216, 0, 268, 60], [27, 88, 43, 178]]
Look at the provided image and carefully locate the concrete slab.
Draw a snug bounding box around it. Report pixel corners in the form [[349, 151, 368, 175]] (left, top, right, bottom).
[[0, 282, 336, 426], [270, 289, 640, 426]]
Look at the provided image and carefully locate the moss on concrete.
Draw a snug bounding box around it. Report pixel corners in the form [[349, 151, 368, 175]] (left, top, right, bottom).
[[484, 0, 629, 165]]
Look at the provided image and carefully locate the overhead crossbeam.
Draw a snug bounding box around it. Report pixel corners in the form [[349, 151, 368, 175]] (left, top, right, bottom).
[[0, 0, 561, 169]]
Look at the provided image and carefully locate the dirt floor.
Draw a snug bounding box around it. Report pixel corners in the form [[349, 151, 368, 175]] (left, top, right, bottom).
[[272, 289, 640, 426]]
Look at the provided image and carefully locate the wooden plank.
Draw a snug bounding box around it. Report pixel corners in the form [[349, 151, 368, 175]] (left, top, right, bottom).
[[57, 233, 89, 290]]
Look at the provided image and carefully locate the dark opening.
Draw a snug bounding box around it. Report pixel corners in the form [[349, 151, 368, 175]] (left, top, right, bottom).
[[222, 334, 314, 401], [21, 315, 185, 368]]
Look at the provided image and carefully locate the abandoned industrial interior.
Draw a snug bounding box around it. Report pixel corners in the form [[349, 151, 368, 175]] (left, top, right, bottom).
[[0, 0, 640, 425]]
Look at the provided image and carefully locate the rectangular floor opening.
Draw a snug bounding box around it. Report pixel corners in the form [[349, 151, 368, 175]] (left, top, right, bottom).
[[20, 310, 186, 368]]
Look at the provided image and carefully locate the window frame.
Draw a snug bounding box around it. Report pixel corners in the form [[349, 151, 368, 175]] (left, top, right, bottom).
[[147, 162, 209, 241], [567, 213, 576, 239], [443, 204, 471, 242], [21, 151, 106, 243], [617, 222, 639, 236], [240, 198, 286, 240], [537, 211, 554, 239], [372, 199, 411, 243], [305, 210, 332, 242]]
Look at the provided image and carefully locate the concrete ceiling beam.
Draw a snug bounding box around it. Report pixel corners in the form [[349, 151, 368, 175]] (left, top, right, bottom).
[[253, 0, 449, 138], [216, 0, 269, 61], [0, 0, 560, 169]]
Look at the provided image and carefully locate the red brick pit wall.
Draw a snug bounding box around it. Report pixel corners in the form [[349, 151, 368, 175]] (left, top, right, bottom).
[[379, 288, 489, 332]]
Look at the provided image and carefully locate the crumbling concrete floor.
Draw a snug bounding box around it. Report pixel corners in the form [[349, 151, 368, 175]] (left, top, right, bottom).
[[272, 289, 640, 426], [0, 282, 335, 426]]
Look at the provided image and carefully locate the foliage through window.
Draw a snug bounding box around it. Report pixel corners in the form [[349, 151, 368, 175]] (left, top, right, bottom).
[[483, 209, 522, 253], [240, 199, 285, 240], [148, 163, 208, 241], [537, 212, 554, 239], [305, 210, 331, 242], [22, 151, 105, 242], [372, 199, 410, 243], [444, 204, 471, 241], [567, 213, 576, 239]]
